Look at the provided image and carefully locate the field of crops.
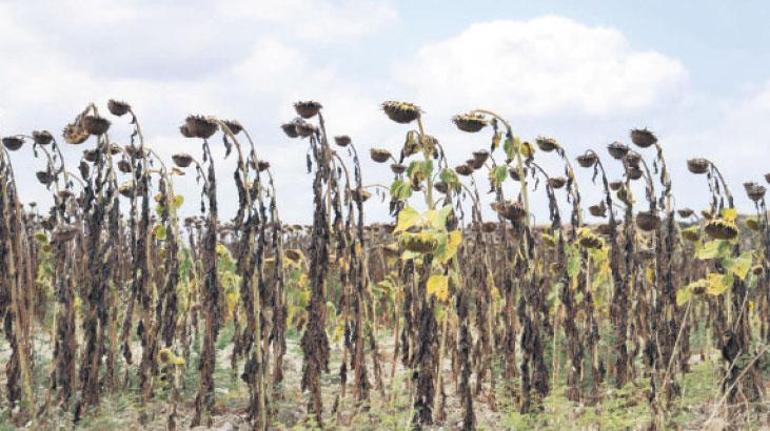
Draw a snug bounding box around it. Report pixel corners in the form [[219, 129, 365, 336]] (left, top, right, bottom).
[[1, 99, 769, 430]]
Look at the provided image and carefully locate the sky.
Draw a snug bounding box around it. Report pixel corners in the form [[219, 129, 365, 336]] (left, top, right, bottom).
[[1, 0, 769, 224]]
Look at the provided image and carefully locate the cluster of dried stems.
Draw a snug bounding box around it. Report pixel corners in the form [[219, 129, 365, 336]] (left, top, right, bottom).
[[0, 99, 769, 430]]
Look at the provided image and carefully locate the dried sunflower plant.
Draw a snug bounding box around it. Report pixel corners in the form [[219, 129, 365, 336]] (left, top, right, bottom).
[[2, 97, 770, 431]]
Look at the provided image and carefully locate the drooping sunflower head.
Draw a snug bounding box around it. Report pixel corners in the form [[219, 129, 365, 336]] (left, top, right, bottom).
[[107, 99, 131, 117], [82, 115, 111, 136], [535, 136, 559, 153], [578, 230, 604, 250], [635, 211, 661, 232], [705, 218, 738, 240], [2, 136, 24, 151], [32, 130, 54, 146], [547, 176, 567, 190], [294, 100, 323, 119], [630, 128, 657, 148], [607, 141, 629, 160], [452, 112, 487, 133], [687, 158, 710, 175], [576, 151, 598, 168], [184, 115, 218, 139], [744, 182, 766, 202], [370, 148, 392, 163], [382, 101, 421, 124]]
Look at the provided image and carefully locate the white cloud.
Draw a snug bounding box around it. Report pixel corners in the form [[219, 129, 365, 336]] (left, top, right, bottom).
[[3, 4, 767, 223], [217, 0, 398, 41], [0, 1, 396, 221], [397, 16, 687, 118], [665, 81, 770, 209]]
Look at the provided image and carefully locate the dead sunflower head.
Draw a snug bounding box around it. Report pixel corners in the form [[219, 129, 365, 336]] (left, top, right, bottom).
[[677, 208, 694, 218], [607, 141, 629, 160], [681, 226, 700, 242], [172, 153, 194, 168], [107, 99, 131, 117], [256, 160, 270, 172], [455, 164, 474, 176], [635, 211, 661, 232], [36, 170, 54, 185], [281, 122, 299, 138], [294, 119, 317, 138], [184, 115, 218, 139], [390, 163, 406, 174], [492, 200, 528, 222], [578, 231, 604, 249], [434, 181, 448, 194], [117, 159, 132, 174], [82, 115, 111, 136], [535, 136, 559, 152], [350, 188, 371, 203], [472, 150, 489, 165], [588, 201, 607, 218], [32, 130, 53, 146], [382, 101, 421, 124], [630, 128, 657, 148], [63, 123, 89, 145], [452, 113, 487, 133], [609, 180, 624, 191], [83, 149, 98, 163], [2, 136, 24, 151], [576, 151, 598, 168], [466, 157, 484, 170], [548, 176, 567, 190], [743, 182, 766, 202], [294, 101, 323, 119], [623, 152, 642, 168], [370, 148, 392, 163], [400, 232, 438, 253], [124, 144, 146, 159], [687, 158, 710, 175], [627, 167, 643, 181], [334, 135, 351, 147], [222, 120, 243, 135], [705, 219, 738, 240]]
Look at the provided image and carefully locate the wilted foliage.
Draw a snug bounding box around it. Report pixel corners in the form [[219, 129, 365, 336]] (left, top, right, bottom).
[[0, 99, 769, 430]]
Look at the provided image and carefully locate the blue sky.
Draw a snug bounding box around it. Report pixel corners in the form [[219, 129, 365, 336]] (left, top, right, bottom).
[[1, 0, 769, 223]]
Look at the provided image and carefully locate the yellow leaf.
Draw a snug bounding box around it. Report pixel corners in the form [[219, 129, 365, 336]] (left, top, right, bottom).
[[520, 141, 535, 158], [437, 230, 463, 264], [426, 274, 449, 302], [721, 208, 737, 222], [675, 288, 692, 306], [706, 273, 729, 296], [333, 323, 344, 343], [725, 251, 752, 280], [395, 206, 421, 233]]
